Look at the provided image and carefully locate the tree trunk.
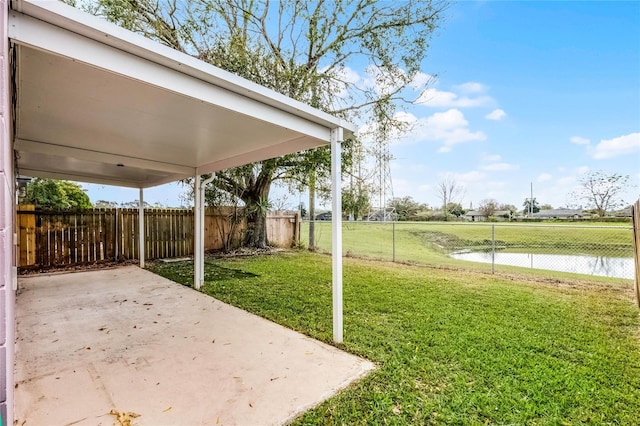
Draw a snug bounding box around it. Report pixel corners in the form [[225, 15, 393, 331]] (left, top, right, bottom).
[[244, 207, 268, 248], [308, 169, 316, 250], [242, 183, 271, 249], [443, 194, 449, 222]]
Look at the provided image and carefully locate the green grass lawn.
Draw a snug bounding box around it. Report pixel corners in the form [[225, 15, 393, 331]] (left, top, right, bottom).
[[149, 252, 640, 425], [303, 221, 634, 284]]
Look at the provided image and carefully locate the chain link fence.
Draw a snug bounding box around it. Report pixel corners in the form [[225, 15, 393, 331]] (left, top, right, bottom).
[[303, 221, 634, 282]]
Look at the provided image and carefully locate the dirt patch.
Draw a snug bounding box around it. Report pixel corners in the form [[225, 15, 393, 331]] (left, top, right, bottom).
[[17, 247, 288, 276], [18, 260, 139, 276], [206, 246, 287, 258]]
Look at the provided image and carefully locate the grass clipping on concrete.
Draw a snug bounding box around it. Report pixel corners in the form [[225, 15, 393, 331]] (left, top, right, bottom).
[[149, 252, 640, 425], [109, 409, 140, 426]]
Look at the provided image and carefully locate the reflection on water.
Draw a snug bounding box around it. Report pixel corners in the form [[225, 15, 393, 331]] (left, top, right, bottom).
[[450, 251, 633, 279]]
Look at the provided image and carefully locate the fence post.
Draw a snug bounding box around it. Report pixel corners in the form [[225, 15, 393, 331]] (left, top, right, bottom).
[[114, 208, 119, 263], [491, 224, 495, 274], [17, 205, 36, 267], [392, 221, 396, 262], [295, 212, 301, 246]]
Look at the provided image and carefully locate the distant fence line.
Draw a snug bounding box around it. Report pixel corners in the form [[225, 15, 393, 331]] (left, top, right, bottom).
[[17, 205, 301, 269], [302, 220, 635, 282]]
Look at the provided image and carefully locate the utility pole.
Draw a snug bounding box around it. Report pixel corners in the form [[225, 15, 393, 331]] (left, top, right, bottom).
[[373, 135, 394, 220], [530, 182, 533, 216]]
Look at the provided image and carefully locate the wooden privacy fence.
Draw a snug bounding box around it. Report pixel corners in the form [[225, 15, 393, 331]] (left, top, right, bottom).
[[17, 206, 301, 269], [632, 199, 640, 308]]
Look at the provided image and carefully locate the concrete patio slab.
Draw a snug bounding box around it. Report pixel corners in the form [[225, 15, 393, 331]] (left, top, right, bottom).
[[14, 266, 374, 425]]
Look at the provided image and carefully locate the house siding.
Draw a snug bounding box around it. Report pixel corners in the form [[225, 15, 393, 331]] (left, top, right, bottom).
[[531, 209, 583, 219], [0, 1, 15, 424], [464, 210, 512, 222]]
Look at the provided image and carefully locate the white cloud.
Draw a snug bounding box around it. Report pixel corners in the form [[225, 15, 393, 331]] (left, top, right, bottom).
[[481, 153, 502, 162], [481, 162, 519, 171], [338, 66, 361, 85], [556, 166, 587, 186], [427, 109, 468, 130], [486, 180, 508, 190], [392, 178, 415, 196], [454, 82, 486, 94], [320, 65, 362, 109], [550, 166, 590, 198], [357, 111, 419, 146], [570, 136, 590, 145], [415, 88, 494, 108], [485, 109, 506, 121], [451, 170, 486, 183], [390, 177, 434, 203], [591, 132, 640, 159], [420, 109, 486, 151], [410, 72, 434, 90], [557, 176, 576, 186], [389, 109, 486, 152], [537, 173, 552, 182], [363, 65, 408, 97], [392, 162, 428, 173], [479, 152, 517, 172], [394, 110, 418, 124]]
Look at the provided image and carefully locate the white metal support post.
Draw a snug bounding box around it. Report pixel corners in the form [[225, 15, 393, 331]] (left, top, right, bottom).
[[194, 174, 202, 289], [331, 127, 344, 343], [194, 174, 214, 290], [1, 2, 16, 422], [198, 174, 214, 288], [139, 188, 144, 268]]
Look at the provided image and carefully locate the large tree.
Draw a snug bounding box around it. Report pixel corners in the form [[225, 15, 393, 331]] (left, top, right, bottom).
[[342, 186, 371, 221], [387, 196, 426, 221], [436, 175, 465, 221], [82, 0, 448, 247], [572, 170, 630, 217], [478, 198, 499, 218], [95, 200, 120, 208], [22, 178, 92, 210], [446, 202, 465, 217]]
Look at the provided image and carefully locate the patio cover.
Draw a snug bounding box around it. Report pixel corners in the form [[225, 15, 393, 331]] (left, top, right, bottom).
[[9, 0, 354, 186], [8, 0, 351, 339]]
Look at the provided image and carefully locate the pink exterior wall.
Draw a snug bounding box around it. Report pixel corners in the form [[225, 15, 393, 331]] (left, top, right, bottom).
[[0, 0, 14, 424]]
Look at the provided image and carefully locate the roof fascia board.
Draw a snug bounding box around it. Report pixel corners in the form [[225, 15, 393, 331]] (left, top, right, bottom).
[[16, 139, 196, 175], [12, 0, 356, 135], [9, 11, 332, 143]]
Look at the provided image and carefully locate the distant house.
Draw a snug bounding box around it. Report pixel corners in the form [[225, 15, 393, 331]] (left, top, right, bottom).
[[314, 212, 332, 221], [612, 206, 632, 218], [464, 210, 512, 222], [366, 209, 398, 221], [530, 208, 583, 219]]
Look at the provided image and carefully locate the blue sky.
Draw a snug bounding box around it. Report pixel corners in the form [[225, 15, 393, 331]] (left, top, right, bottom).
[[85, 0, 640, 211]]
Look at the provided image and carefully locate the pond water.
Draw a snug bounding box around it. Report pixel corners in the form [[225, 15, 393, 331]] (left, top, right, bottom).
[[450, 251, 633, 280]]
